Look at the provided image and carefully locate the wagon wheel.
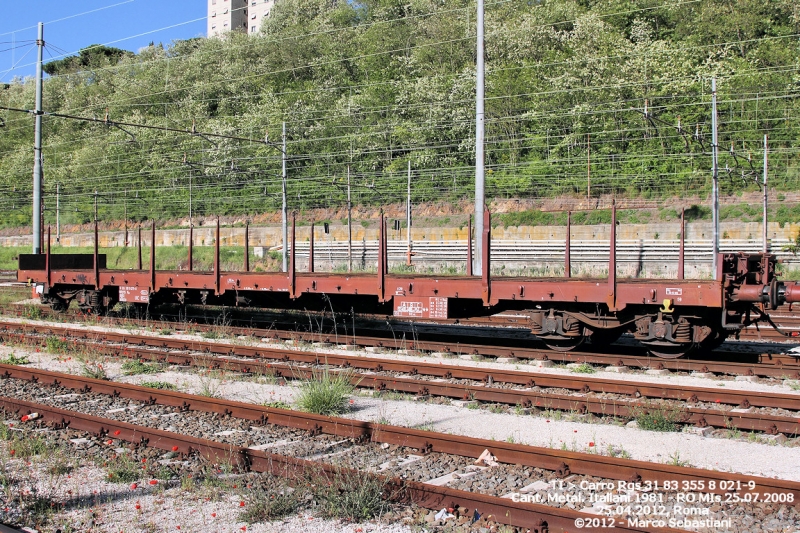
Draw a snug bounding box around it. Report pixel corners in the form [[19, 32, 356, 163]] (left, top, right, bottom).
[[49, 297, 69, 313], [698, 329, 728, 351], [642, 340, 694, 359], [540, 334, 585, 352]]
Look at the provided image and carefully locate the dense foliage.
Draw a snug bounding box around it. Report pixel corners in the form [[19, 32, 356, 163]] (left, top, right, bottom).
[[42, 45, 133, 76], [0, 0, 798, 228]]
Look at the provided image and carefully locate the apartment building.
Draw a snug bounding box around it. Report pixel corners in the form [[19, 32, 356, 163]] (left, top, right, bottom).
[[208, 0, 275, 37]]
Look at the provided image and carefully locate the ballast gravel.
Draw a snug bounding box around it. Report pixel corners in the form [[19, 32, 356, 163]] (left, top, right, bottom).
[[2, 332, 800, 482], [2, 315, 800, 531]]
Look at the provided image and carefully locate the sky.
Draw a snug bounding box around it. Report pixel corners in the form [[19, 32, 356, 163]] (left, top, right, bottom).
[[0, 0, 207, 82]]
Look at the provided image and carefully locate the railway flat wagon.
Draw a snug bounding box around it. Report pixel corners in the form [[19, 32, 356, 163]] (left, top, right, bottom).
[[19, 208, 800, 358]]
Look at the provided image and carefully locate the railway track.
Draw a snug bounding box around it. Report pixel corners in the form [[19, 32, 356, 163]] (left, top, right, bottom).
[[4, 297, 800, 378], [0, 364, 798, 532], [4, 322, 800, 435]]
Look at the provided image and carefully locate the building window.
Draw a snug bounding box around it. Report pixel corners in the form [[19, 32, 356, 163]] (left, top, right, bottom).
[[251, 25, 257, 32], [251, 13, 256, 19], [212, 24, 217, 29], [212, 12, 216, 16], [224, 8, 228, 13]]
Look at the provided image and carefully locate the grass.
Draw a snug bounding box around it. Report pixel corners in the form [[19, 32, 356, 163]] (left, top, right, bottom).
[[570, 362, 596, 374], [105, 454, 140, 483], [633, 403, 681, 432], [666, 450, 691, 467], [606, 444, 632, 459], [121, 359, 162, 375], [21, 304, 43, 320], [8, 434, 50, 459], [140, 381, 177, 390], [0, 286, 31, 306], [80, 362, 108, 380], [1, 353, 30, 365], [261, 400, 291, 410], [240, 479, 301, 523], [541, 408, 563, 421], [45, 336, 70, 354], [309, 465, 391, 521], [295, 367, 358, 416]]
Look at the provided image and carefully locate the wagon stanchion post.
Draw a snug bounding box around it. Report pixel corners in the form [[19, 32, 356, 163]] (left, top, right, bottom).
[[384, 215, 388, 276], [377, 212, 385, 302], [308, 222, 314, 273], [608, 200, 616, 310], [678, 207, 685, 280], [244, 221, 249, 273], [150, 222, 156, 291], [214, 217, 220, 296], [466, 215, 473, 277], [289, 214, 296, 298], [45, 225, 51, 288], [137, 226, 142, 270], [94, 219, 100, 290], [188, 224, 193, 272], [565, 211, 571, 278], [481, 207, 491, 305]]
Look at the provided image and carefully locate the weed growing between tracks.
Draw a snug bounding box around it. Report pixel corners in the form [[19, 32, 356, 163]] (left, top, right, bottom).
[[139, 381, 178, 390], [306, 464, 395, 522], [105, 454, 140, 483], [295, 366, 359, 416], [666, 450, 692, 467], [0, 353, 29, 365], [631, 402, 682, 432], [0, 423, 67, 528], [45, 336, 70, 354], [240, 476, 302, 522], [570, 362, 596, 374], [21, 304, 43, 320], [80, 362, 108, 380], [120, 359, 163, 376]]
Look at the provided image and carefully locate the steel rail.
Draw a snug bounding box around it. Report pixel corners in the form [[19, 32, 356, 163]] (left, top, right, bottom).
[[4, 324, 800, 435], [18, 333, 800, 435], [3, 294, 800, 375], [0, 396, 683, 533], [0, 363, 798, 503], [3, 305, 800, 377], [5, 323, 799, 411]]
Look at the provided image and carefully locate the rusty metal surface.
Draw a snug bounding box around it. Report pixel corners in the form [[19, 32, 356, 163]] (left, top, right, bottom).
[[19, 267, 729, 309], [14, 330, 799, 434], [4, 321, 797, 411], [5, 297, 799, 377], [87, 343, 800, 434], [0, 395, 680, 533], [6, 308, 800, 380], [0, 363, 797, 502]]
